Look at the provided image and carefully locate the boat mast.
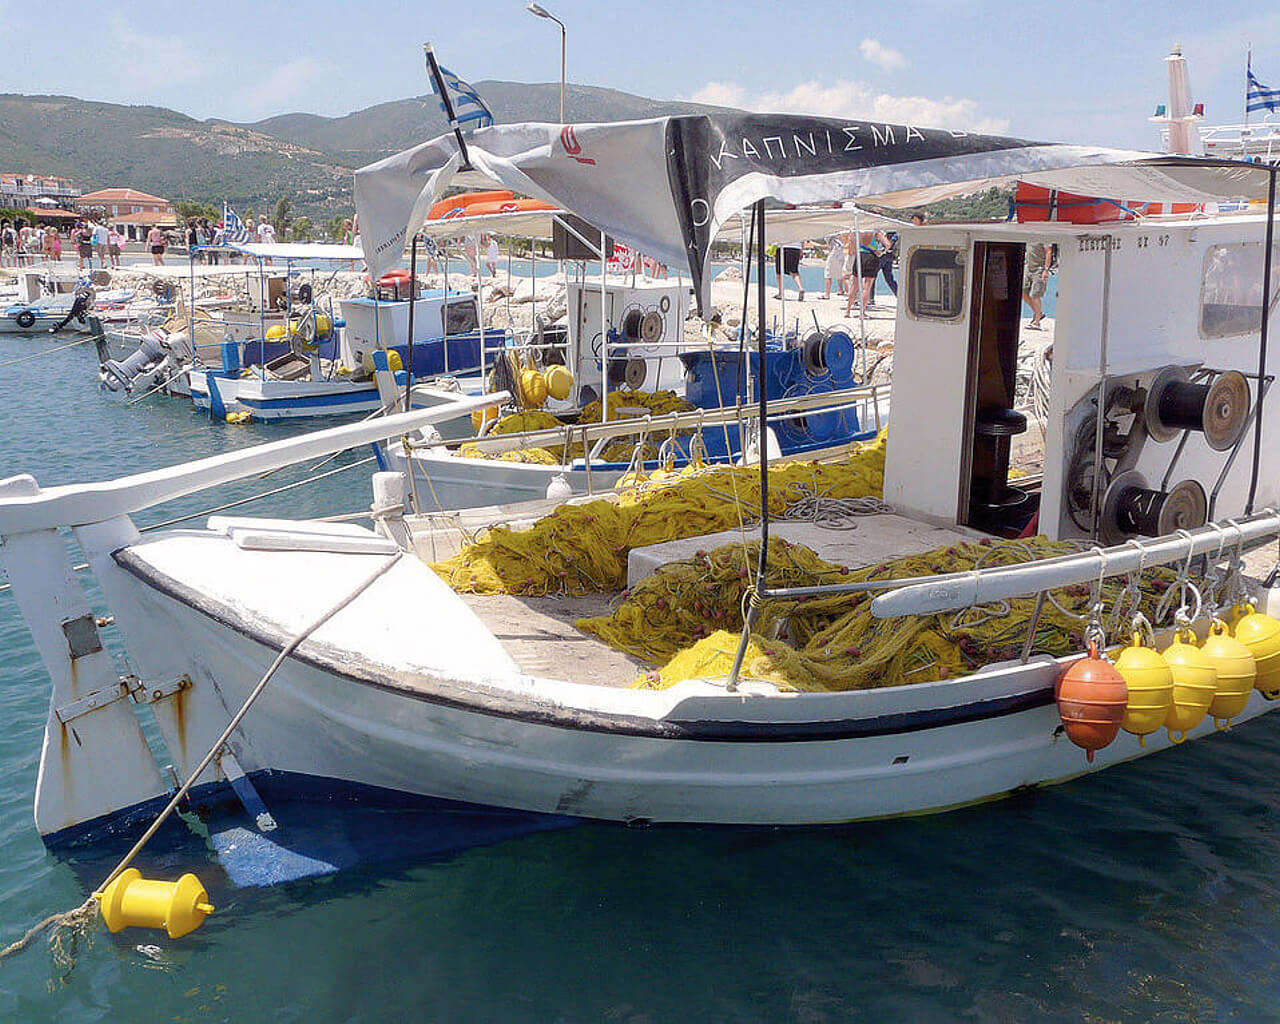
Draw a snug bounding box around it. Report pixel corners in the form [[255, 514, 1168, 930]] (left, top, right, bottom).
[[1246, 164, 1278, 513], [727, 198, 769, 692]]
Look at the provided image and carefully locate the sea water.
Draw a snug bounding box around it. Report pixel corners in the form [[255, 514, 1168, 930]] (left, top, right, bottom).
[[0, 330, 1276, 1022]]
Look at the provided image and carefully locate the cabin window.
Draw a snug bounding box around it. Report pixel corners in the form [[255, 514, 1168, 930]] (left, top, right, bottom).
[[906, 247, 966, 321], [1199, 242, 1280, 339]]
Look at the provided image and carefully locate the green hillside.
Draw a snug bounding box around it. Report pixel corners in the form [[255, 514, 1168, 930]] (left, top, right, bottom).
[[0, 83, 728, 224]]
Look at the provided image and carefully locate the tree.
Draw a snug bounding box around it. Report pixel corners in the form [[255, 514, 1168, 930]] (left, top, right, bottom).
[[289, 217, 313, 241], [326, 213, 348, 242], [272, 196, 291, 237], [173, 200, 220, 223]]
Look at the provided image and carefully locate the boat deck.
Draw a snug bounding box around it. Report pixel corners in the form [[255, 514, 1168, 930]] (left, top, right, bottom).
[[460, 592, 647, 687], [453, 513, 977, 689]]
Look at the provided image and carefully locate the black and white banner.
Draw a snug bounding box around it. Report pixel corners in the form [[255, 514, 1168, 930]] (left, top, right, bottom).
[[356, 113, 1272, 312]]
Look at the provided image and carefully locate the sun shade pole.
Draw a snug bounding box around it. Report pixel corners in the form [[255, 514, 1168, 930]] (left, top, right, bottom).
[[727, 199, 769, 693], [405, 232, 418, 412], [1247, 165, 1278, 513]]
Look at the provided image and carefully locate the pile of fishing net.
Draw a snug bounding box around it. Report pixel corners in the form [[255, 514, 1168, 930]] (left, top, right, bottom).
[[574, 534, 1178, 692], [459, 391, 693, 464], [431, 432, 888, 596]]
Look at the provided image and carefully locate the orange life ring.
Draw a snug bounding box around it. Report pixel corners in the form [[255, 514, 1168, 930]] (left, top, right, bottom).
[[378, 269, 412, 285]]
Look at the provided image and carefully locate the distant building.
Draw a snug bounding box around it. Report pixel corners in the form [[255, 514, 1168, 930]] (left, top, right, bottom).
[[75, 188, 179, 241], [0, 172, 80, 210]]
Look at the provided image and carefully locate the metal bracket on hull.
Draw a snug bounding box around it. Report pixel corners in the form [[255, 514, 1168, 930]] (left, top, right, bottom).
[[218, 749, 278, 833]]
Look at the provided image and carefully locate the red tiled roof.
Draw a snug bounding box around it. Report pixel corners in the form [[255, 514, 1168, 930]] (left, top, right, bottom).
[[27, 208, 79, 219], [112, 210, 179, 225], [76, 187, 171, 205]]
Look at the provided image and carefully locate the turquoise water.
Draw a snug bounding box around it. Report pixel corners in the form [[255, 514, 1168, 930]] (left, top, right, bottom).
[[0, 331, 1275, 1021]]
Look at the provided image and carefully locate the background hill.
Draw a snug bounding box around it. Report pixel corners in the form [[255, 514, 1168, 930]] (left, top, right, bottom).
[[0, 83, 729, 225]]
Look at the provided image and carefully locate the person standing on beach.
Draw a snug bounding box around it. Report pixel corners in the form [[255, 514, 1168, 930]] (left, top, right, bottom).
[[1022, 242, 1055, 329], [823, 235, 845, 299], [107, 225, 123, 268], [43, 225, 60, 262], [0, 220, 14, 268], [774, 240, 804, 300], [146, 224, 166, 265], [484, 234, 499, 276], [74, 222, 93, 269], [92, 220, 109, 268]]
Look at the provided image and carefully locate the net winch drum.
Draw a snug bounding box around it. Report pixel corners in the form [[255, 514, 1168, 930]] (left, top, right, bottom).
[[1098, 469, 1207, 545], [801, 329, 856, 380], [621, 308, 664, 346], [1144, 366, 1251, 451], [607, 357, 648, 390]]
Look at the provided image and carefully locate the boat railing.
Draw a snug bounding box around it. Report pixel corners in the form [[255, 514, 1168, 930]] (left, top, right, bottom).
[[835, 510, 1280, 620], [0, 393, 509, 536], [434, 382, 888, 458]]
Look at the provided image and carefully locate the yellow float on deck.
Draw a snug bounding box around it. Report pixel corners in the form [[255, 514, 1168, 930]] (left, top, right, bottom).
[[96, 868, 213, 939], [1114, 631, 1174, 745]]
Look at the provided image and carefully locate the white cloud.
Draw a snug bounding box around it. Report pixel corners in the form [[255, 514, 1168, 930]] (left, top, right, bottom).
[[685, 79, 1010, 134], [859, 38, 908, 73]]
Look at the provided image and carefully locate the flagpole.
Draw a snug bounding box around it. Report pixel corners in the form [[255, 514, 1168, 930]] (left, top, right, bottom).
[[424, 42, 473, 171], [1246, 45, 1252, 134]]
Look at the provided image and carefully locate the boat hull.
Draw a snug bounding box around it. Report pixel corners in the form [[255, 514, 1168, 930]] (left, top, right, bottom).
[[64, 532, 1279, 844]]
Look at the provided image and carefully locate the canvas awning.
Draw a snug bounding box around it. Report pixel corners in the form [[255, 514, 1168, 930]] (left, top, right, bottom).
[[355, 114, 1277, 313]]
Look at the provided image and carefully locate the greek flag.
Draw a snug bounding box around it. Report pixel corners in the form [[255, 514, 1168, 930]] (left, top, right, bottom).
[[432, 64, 494, 129], [223, 203, 250, 243], [1248, 62, 1280, 114]]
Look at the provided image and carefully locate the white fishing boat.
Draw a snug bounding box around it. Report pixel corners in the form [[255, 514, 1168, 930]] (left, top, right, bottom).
[[2, 112, 1280, 894]]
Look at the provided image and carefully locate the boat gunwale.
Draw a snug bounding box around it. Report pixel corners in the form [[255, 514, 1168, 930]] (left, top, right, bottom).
[[110, 544, 1059, 743]]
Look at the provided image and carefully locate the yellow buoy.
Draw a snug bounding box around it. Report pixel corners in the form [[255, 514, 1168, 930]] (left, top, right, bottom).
[[313, 314, 333, 338], [265, 325, 287, 341], [360, 349, 403, 376], [1161, 628, 1217, 741], [1114, 631, 1174, 745], [1202, 619, 1256, 726], [96, 868, 213, 939], [471, 404, 498, 433], [225, 410, 251, 424], [544, 364, 573, 401], [519, 368, 549, 407], [1232, 601, 1280, 697]]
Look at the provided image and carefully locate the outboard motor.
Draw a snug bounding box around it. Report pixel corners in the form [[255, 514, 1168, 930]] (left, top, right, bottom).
[[48, 286, 95, 334], [101, 329, 191, 393]]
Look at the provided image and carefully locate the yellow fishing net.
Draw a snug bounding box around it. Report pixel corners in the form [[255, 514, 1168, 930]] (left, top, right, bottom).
[[573, 534, 1177, 692], [459, 392, 692, 463], [431, 431, 888, 596]]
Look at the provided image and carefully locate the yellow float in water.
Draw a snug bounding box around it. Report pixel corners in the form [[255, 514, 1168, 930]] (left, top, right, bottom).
[[1161, 629, 1217, 741], [225, 411, 251, 424], [1114, 631, 1174, 745], [96, 868, 213, 939], [1232, 601, 1280, 697], [1202, 619, 1256, 726]]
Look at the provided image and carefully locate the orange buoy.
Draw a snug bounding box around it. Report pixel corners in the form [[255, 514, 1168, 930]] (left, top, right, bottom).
[[1232, 601, 1280, 697], [1056, 642, 1128, 762], [1114, 631, 1174, 746], [1161, 628, 1217, 741], [1202, 619, 1256, 726]]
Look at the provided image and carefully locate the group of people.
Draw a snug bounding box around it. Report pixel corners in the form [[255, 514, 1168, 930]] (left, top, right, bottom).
[[180, 216, 278, 266], [0, 218, 130, 270], [768, 213, 928, 313]]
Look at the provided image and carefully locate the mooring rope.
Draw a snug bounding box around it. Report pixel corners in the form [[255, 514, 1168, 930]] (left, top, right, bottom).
[[0, 551, 403, 970]]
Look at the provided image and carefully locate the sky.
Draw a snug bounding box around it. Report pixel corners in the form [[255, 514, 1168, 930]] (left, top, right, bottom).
[[1, 0, 1277, 149]]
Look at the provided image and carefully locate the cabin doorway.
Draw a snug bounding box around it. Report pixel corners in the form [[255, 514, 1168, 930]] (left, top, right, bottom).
[[958, 241, 1037, 535]]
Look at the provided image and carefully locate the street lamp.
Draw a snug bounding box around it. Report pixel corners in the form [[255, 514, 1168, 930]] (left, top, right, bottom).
[[526, 2, 566, 123]]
